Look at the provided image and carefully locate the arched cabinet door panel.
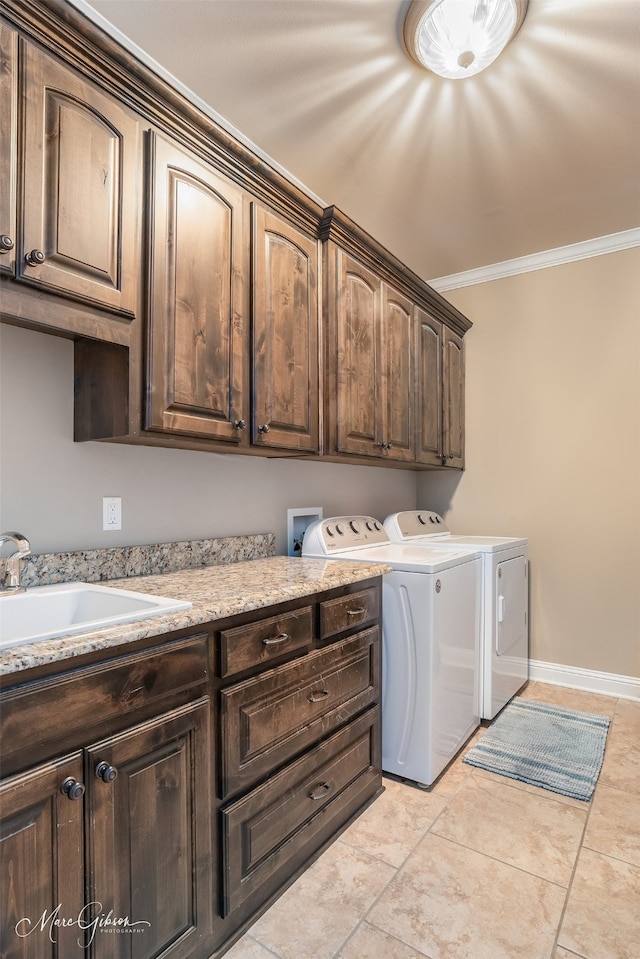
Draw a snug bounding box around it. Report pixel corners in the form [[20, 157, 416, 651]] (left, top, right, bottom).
[[252, 205, 320, 452], [443, 328, 465, 468], [145, 131, 248, 443], [416, 308, 444, 466], [20, 40, 140, 317], [335, 252, 381, 456]]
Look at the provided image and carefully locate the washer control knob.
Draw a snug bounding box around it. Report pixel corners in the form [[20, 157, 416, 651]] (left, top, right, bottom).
[[366, 520, 375, 531], [418, 514, 427, 525], [349, 520, 360, 534], [326, 525, 334, 537], [335, 523, 344, 535], [374, 521, 382, 530], [429, 515, 436, 523]]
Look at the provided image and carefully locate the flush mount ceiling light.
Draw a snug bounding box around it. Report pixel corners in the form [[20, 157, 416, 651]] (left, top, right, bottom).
[[403, 0, 528, 80]]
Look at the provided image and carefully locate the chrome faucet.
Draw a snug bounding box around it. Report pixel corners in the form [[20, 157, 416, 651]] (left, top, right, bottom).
[[0, 531, 31, 593]]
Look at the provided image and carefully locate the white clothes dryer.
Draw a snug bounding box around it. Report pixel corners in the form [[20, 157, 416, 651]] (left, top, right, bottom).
[[384, 511, 528, 720], [302, 516, 481, 787]]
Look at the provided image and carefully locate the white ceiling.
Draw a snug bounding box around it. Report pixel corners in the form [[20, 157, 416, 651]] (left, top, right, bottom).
[[85, 0, 640, 281]]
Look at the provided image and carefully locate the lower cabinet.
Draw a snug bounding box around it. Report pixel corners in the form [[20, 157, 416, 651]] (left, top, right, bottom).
[[0, 753, 85, 958], [0, 578, 383, 959], [0, 700, 212, 959]]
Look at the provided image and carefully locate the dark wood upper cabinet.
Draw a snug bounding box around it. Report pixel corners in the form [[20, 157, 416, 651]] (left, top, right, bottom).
[[328, 251, 414, 462], [0, 23, 17, 279], [443, 327, 465, 468], [145, 131, 248, 443], [334, 252, 380, 457], [251, 205, 320, 451], [19, 40, 140, 317], [416, 307, 444, 466], [381, 284, 414, 462]]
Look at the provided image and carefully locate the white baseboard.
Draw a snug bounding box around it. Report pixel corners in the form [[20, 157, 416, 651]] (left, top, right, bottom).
[[528, 660, 640, 702]]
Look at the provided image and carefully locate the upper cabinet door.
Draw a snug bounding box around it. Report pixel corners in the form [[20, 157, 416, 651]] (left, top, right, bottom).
[[335, 252, 381, 456], [145, 132, 248, 442], [20, 41, 140, 316], [252, 206, 320, 451], [381, 285, 414, 462], [0, 23, 17, 278], [443, 328, 465, 468], [415, 308, 443, 466]]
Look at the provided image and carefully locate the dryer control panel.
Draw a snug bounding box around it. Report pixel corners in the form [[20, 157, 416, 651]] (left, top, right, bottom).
[[302, 516, 390, 554], [386, 511, 451, 539]]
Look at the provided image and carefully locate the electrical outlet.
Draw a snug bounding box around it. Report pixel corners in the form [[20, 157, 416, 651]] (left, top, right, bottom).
[[102, 496, 122, 531]]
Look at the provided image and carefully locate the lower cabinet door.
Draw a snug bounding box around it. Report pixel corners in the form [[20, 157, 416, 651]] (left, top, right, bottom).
[[222, 706, 380, 916], [86, 699, 213, 959], [0, 753, 85, 958]]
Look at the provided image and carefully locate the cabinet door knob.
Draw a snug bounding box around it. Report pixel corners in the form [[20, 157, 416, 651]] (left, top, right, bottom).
[[262, 632, 290, 646], [95, 761, 118, 783], [0, 235, 14, 252], [61, 777, 85, 800], [307, 688, 330, 703], [257, 424, 270, 434], [309, 781, 334, 801], [232, 419, 246, 430], [25, 249, 45, 267]]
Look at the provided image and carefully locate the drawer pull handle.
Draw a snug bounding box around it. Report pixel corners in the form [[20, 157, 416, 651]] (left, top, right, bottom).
[[346, 607, 366, 616], [263, 632, 290, 647], [309, 781, 333, 801], [307, 689, 330, 703]]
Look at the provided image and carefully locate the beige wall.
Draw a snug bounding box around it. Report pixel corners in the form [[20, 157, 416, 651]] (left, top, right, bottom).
[[0, 324, 417, 555], [419, 248, 640, 679]]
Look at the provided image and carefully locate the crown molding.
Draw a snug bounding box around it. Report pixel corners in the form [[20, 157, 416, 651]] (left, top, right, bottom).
[[429, 228, 640, 291]]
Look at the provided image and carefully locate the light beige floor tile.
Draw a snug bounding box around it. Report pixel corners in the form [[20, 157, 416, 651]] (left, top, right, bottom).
[[553, 948, 580, 958], [337, 921, 430, 959], [431, 773, 586, 885], [367, 832, 566, 959], [518, 681, 617, 717], [558, 848, 640, 959], [429, 727, 485, 798], [599, 701, 640, 794], [583, 783, 640, 866], [340, 776, 447, 867], [248, 840, 395, 959], [222, 935, 281, 959]]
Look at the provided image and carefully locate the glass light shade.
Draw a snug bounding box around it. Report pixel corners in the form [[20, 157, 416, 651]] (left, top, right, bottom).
[[404, 0, 528, 80]]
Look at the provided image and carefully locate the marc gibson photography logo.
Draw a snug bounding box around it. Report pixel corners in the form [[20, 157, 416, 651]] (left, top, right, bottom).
[[15, 902, 151, 947]]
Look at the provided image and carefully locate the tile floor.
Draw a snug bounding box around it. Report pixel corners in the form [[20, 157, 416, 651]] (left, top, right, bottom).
[[222, 682, 640, 959]]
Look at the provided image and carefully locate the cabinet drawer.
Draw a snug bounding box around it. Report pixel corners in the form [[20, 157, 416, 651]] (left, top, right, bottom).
[[0, 634, 208, 773], [221, 626, 380, 798], [222, 706, 380, 915], [319, 586, 379, 640], [220, 606, 313, 678]]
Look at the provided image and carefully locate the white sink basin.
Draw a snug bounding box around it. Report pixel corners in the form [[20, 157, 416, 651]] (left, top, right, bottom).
[[0, 582, 192, 648]]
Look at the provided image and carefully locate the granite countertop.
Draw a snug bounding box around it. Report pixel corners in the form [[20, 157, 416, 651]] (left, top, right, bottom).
[[0, 556, 390, 677]]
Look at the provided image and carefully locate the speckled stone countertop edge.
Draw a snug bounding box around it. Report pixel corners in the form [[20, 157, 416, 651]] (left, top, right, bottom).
[[0, 557, 391, 678]]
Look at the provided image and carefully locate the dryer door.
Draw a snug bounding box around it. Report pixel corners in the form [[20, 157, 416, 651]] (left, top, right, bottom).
[[496, 556, 527, 657]]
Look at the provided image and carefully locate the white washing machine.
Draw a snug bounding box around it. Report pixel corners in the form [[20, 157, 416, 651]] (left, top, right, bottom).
[[302, 516, 481, 787], [384, 511, 528, 720]]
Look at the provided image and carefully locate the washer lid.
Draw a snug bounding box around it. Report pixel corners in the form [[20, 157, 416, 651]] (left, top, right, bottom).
[[412, 533, 528, 552], [311, 542, 480, 573]]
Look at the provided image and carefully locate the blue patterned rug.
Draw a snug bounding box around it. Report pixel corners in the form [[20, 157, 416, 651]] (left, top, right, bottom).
[[463, 697, 611, 801]]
